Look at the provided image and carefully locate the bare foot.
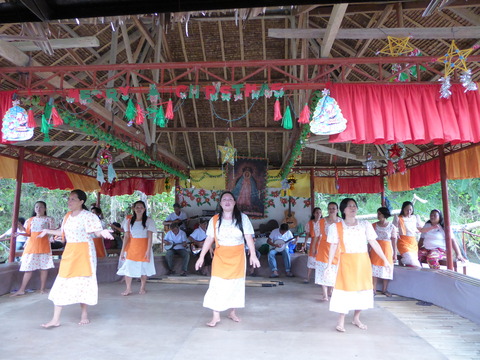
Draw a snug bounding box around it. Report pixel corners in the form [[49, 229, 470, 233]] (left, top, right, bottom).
[[39, 290, 48, 294], [335, 325, 346, 332], [10, 291, 25, 297], [228, 312, 241, 322], [320, 296, 329, 302], [41, 321, 60, 328], [352, 321, 368, 330], [79, 318, 90, 325], [139, 289, 146, 295], [206, 319, 220, 327], [121, 290, 132, 296]]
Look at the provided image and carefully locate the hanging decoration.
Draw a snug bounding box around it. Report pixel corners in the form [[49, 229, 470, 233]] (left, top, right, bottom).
[[437, 41, 476, 78], [460, 69, 478, 92], [309, 88, 347, 135], [384, 143, 406, 175], [165, 99, 174, 119], [363, 152, 377, 173], [155, 105, 166, 127], [96, 147, 116, 184], [439, 76, 452, 99], [1, 100, 34, 141], [134, 103, 144, 125], [148, 84, 159, 105], [51, 106, 63, 126], [377, 36, 415, 57], [27, 109, 36, 128], [273, 99, 282, 121], [298, 103, 310, 124], [282, 106, 293, 130], [217, 138, 237, 166]]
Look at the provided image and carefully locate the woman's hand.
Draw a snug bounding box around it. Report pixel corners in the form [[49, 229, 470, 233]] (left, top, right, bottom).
[[38, 229, 49, 238], [250, 254, 261, 268], [144, 250, 150, 261], [120, 251, 126, 261], [195, 257, 204, 270]]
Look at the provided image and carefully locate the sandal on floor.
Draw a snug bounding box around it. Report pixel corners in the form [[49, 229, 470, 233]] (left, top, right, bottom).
[[336, 325, 346, 332], [382, 291, 392, 297]]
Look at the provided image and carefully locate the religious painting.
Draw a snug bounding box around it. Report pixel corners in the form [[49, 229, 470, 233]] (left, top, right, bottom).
[[227, 158, 267, 218]]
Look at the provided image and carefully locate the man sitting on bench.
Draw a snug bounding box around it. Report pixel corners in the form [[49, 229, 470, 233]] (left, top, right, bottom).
[[164, 222, 190, 276], [267, 223, 296, 278]]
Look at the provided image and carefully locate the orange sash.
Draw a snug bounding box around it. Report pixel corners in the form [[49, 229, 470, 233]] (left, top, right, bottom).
[[370, 240, 393, 267], [211, 214, 245, 279], [397, 235, 417, 255], [398, 216, 407, 236], [334, 222, 373, 291], [307, 220, 318, 257], [58, 242, 92, 278], [315, 218, 339, 264], [93, 237, 106, 258], [125, 237, 149, 262], [23, 232, 51, 254]]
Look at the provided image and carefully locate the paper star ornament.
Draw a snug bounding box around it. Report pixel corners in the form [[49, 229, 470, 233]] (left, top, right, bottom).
[[217, 138, 237, 166], [437, 40, 474, 77], [378, 36, 415, 56]]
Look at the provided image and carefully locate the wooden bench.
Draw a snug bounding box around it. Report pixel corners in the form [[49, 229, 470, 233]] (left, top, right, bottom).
[[14, 248, 122, 258]]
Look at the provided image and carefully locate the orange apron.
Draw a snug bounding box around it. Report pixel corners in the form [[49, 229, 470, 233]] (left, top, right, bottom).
[[315, 218, 339, 264], [93, 237, 106, 258], [397, 216, 417, 254], [23, 218, 50, 254], [211, 214, 245, 280], [370, 224, 393, 266], [125, 237, 149, 262], [58, 242, 92, 278], [307, 220, 319, 257], [335, 222, 373, 292]]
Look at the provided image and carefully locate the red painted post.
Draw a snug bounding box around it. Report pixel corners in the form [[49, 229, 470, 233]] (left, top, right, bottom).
[[9, 148, 24, 263], [438, 145, 454, 270]]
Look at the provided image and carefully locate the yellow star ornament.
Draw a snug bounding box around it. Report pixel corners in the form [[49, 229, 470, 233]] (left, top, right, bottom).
[[378, 36, 415, 56], [217, 138, 236, 166], [437, 40, 474, 77]]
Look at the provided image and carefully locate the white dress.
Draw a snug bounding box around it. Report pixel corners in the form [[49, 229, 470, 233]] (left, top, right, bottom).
[[328, 220, 377, 314], [305, 219, 321, 269], [20, 216, 55, 271], [372, 222, 397, 280], [203, 213, 254, 312], [116, 217, 156, 278], [48, 211, 102, 306]]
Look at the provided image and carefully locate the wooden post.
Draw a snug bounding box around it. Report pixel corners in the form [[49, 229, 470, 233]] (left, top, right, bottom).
[[9, 148, 24, 263], [310, 168, 315, 213], [96, 191, 101, 207], [175, 177, 180, 205], [438, 145, 454, 270]]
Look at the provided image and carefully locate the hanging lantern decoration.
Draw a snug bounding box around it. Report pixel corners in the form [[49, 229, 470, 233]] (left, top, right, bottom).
[[96, 147, 115, 184], [217, 138, 237, 166], [310, 89, 347, 135], [1, 100, 34, 141], [385, 143, 406, 175], [363, 152, 377, 173]]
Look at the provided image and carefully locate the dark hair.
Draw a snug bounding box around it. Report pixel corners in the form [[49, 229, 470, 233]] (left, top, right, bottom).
[[400, 201, 414, 216], [130, 200, 148, 229], [18, 217, 26, 226], [71, 189, 88, 210], [339, 198, 358, 220], [31, 201, 47, 217], [426, 209, 444, 229], [173, 203, 181, 208], [199, 218, 208, 225], [377, 207, 391, 219], [218, 191, 243, 235], [280, 223, 289, 232], [91, 206, 103, 218], [310, 207, 322, 220], [327, 202, 340, 217]]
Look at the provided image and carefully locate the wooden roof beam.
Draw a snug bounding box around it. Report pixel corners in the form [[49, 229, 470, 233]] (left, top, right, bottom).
[[11, 36, 99, 51], [307, 143, 384, 163], [321, 3, 348, 58]]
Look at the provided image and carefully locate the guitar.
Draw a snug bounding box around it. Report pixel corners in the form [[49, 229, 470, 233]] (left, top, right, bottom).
[[164, 239, 194, 251], [282, 196, 298, 229], [272, 232, 305, 252], [164, 215, 200, 232]]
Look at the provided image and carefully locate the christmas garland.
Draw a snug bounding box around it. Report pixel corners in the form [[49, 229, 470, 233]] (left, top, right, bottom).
[[60, 111, 188, 180]]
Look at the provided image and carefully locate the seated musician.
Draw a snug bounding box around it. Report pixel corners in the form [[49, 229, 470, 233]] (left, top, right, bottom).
[[267, 223, 296, 278], [188, 219, 212, 275], [163, 203, 189, 232], [163, 222, 190, 276]]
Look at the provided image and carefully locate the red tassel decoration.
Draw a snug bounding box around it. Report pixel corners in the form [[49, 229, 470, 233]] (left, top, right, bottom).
[[165, 99, 174, 119], [51, 107, 63, 126], [27, 109, 36, 128], [387, 160, 395, 175], [397, 159, 406, 174], [274, 99, 282, 121], [135, 103, 144, 125], [298, 103, 310, 124]]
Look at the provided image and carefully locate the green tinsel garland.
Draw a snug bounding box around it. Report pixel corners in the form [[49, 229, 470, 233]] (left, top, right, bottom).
[[60, 111, 188, 180]]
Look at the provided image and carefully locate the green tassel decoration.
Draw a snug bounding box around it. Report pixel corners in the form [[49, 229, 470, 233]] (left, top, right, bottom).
[[156, 105, 166, 127], [44, 101, 53, 122], [282, 105, 293, 130], [41, 114, 51, 141], [125, 99, 136, 121]]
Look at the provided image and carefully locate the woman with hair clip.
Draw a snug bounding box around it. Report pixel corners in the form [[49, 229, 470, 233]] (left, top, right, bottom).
[[304, 207, 322, 283], [11, 201, 55, 297], [371, 207, 398, 297], [325, 198, 391, 333], [117, 200, 157, 295], [195, 191, 260, 327], [39, 189, 113, 328], [314, 202, 341, 301], [418, 209, 466, 269], [393, 201, 423, 267]]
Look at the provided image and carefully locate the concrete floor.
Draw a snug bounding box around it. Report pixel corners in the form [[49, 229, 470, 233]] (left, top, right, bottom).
[[2, 277, 479, 360]]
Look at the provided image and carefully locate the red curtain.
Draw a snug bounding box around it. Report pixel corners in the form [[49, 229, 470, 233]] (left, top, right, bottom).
[[338, 176, 382, 194], [101, 177, 156, 196], [0, 91, 15, 143], [409, 159, 440, 189], [329, 84, 480, 145], [23, 161, 74, 190]]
